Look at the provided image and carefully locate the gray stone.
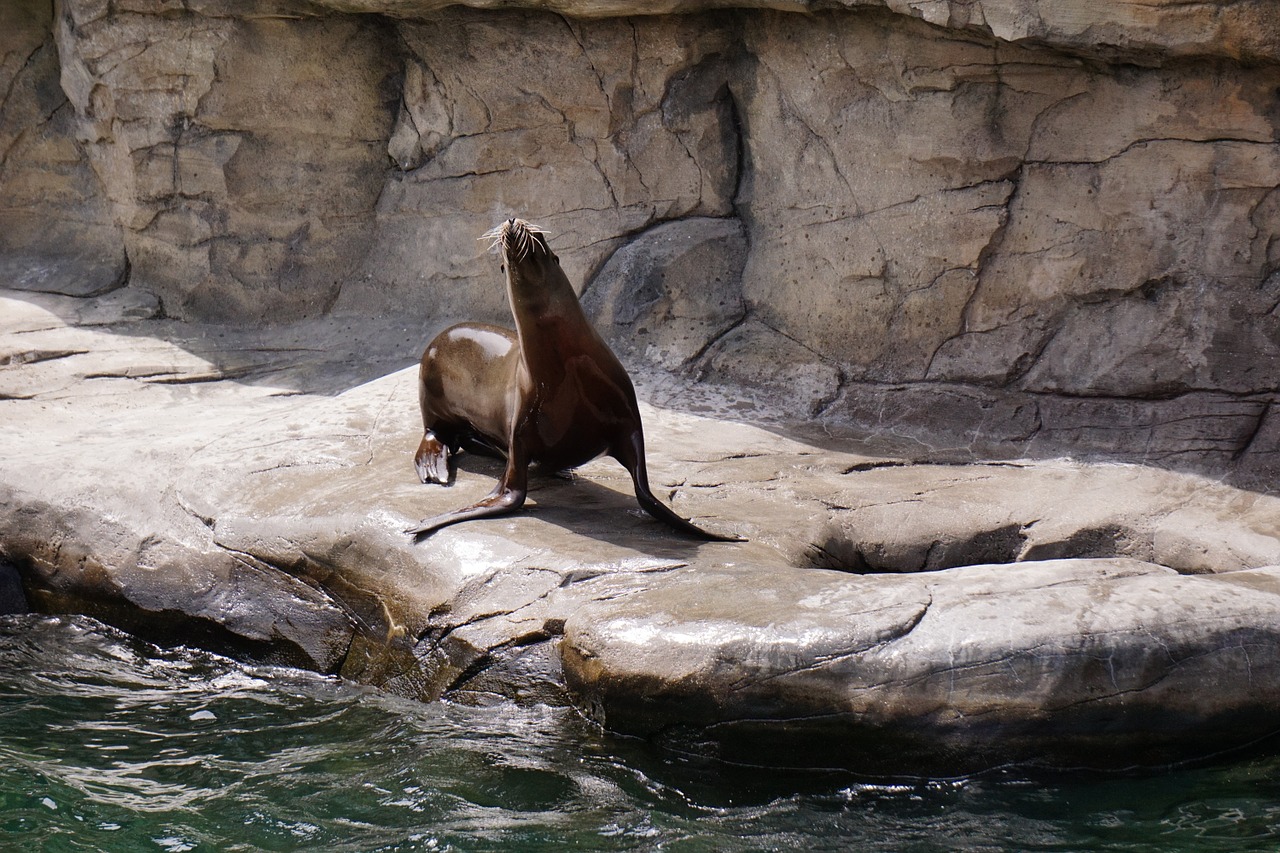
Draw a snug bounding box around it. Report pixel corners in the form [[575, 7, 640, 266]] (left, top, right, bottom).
[[342, 11, 739, 325], [562, 559, 1280, 771], [6, 0, 1275, 479], [693, 320, 844, 418], [582, 217, 747, 372], [6, 286, 1280, 769], [5, 0, 1280, 773]]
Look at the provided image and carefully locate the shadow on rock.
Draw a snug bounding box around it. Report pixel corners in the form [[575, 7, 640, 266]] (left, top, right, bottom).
[[413, 457, 736, 557]]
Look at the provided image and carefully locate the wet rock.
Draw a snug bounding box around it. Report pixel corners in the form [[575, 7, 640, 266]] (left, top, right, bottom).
[[561, 559, 1280, 772], [4, 0, 1280, 773], [0, 560, 29, 615]]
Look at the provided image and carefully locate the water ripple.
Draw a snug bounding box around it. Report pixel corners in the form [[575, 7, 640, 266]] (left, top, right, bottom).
[[0, 614, 1279, 851]]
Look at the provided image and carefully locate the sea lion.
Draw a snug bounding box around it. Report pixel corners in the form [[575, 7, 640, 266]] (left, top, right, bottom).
[[406, 217, 740, 542]]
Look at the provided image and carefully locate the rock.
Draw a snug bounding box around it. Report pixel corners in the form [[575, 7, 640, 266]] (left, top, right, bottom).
[[6, 287, 1280, 770], [693, 320, 844, 418], [0, 560, 29, 615], [4, 0, 1275, 480], [0, 0, 126, 299], [5, 0, 1280, 773], [345, 11, 739, 325], [54, 4, 398, 320], [818, 383, 1041, 459], [792, 460, 1280, 576], [561, 559, 1280, 772], [582, 217, 747, 372], [1154, 508, 1280, 575], [359, 1, 1280, 64]]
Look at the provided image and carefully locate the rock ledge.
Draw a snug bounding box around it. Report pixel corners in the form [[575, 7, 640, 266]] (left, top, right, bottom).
[[4, 287, 1280, 772]]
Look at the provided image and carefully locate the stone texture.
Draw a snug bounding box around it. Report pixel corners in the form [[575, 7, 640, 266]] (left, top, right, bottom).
[[315, 0, 1280, 64], [733, 12, 1280, 400], [5, 0, 1280, 773], [346, 9, 740, 325], [54, 1, 397, 320], [7, 286, 1280, 770], [562, 559, 1280, 771], [0, 0, 125, 298], [581, 216, 747, 371], [3, 0, 1277, 479]]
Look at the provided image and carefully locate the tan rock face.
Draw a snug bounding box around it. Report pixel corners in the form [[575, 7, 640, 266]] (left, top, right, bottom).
[[3, 0, 1278, 479], [54, 2, 397, 320], [349, 9, 740, 324], [0, 0, 124, 297], [733, 12, 1280, 393]]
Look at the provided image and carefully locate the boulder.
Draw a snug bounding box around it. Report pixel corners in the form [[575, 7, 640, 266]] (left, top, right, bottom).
[[582, 217, 747, 372], [6, 285, 1280, 770], [562, 559, 1280, 772]]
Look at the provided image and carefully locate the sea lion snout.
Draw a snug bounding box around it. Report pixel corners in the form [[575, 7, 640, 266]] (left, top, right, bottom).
[[482, 217, 549, 261]]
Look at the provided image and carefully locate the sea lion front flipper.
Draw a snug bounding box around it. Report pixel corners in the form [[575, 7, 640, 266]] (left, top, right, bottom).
[[413, 431, 452, 485], [612, 429, 745, 543], [406, 451, 529, 538]]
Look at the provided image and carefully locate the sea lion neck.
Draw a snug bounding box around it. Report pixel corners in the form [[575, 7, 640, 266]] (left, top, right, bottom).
[[505, 255, 580, 317], [496, 221, 592, 344]]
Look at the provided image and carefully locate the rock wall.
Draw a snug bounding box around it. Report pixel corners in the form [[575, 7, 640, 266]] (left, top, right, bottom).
[[3, 0, 1278, 483], [0, 0, 124, 297], [53, 0, 398, 320]]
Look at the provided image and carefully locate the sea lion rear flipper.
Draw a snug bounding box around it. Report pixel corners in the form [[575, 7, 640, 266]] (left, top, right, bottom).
[[406, 454, 528, 539], [613, 429, 745, 543]]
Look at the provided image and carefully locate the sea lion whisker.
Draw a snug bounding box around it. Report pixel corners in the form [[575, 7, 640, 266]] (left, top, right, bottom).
[[477, 219, 552, 260], [478, 223, 507, 254]]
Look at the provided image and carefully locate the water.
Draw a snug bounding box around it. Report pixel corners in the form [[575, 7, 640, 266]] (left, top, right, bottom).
[[1, 615, 1279, 852]]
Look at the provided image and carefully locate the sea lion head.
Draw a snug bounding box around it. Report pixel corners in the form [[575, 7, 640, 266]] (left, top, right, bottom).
[[482, 217, 554, 265], [482, 217, 568, 303]]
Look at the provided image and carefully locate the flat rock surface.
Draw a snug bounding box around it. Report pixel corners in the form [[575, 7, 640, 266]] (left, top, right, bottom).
[[4, 285, 1280, 771]]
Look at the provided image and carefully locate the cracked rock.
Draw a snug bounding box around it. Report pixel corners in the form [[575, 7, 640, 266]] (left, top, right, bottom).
[[582, 216, 748, 372], [4, 0, 1280, 774]]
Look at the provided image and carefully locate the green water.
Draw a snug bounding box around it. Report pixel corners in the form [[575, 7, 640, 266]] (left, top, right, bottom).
[[1, 615, 1278, 852]]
